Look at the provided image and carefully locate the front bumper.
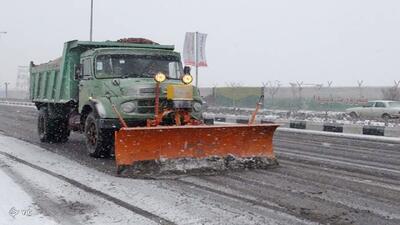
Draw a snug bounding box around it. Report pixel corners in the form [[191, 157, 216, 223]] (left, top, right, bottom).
[[98, 118, 147, 130], [98, 116, 210, 130]]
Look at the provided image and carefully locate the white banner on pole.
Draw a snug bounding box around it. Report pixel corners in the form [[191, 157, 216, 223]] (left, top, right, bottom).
[[183, 32, 196, 66], [183, 32, 208, 67], [197, 33, 208, 67]]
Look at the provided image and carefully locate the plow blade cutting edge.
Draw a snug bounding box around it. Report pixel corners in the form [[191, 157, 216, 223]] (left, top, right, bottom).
[[114, 124, 279, 174]]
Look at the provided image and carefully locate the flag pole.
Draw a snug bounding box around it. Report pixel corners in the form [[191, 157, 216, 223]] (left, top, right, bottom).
[[90, 0, 94, 41], [195, 31, 199, 87]]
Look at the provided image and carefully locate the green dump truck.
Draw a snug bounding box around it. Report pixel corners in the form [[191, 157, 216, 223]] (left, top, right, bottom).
[[30, 39, 204, 157]]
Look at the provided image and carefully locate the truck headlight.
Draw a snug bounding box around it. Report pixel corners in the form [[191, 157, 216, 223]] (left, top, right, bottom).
[[121, 102, 137, 113], [181, 74, 193, 85], [154, 72, 166, 83], [193, 102, 202, 112]]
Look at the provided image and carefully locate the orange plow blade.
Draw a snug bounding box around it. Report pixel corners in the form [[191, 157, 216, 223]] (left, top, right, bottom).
[[114, 124, 279, 175]]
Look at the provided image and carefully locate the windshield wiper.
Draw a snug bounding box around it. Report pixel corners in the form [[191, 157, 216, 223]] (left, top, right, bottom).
[[121, 73, 151, 79]]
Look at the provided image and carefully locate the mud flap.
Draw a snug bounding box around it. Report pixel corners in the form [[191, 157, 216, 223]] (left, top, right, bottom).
[[114, 124, 279, 175]]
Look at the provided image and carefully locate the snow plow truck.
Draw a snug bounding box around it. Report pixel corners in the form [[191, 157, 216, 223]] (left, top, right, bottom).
[[29, 38, 279, 174]]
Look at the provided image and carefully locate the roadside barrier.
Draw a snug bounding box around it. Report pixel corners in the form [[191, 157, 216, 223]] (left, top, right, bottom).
[[0, 101, 35, 107], [323, 123, 344, 133], [290, 121, 306, 129], [206, 113, 400, 138], [363, 126, 385, 136]]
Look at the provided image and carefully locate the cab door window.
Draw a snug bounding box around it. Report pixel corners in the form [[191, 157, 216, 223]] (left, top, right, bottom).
[[82, 59, 92, 79]]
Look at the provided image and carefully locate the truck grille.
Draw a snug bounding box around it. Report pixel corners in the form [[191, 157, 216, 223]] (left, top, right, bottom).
[[139, 88, 155, 94], [137, 99, 156, 114]]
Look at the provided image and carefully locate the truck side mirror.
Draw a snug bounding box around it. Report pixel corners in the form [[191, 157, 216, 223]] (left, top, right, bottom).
[[183, 66, 191, 75], [74, 64, 83, 80]]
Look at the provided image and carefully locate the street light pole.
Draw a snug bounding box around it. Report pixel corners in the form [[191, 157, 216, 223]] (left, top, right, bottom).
[[90, 0, 93, 41], [4, 82, 10, 100]]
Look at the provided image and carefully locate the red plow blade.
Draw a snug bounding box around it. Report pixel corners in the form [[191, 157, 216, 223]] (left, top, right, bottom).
[[114, 124, 279, 175]]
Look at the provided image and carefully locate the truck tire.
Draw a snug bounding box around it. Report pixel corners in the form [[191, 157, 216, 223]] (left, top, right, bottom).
[[38, 107, 70, 143], [38, 107, 52, 142], [85, 112, 113, 157], [54, 119, 70, 143]]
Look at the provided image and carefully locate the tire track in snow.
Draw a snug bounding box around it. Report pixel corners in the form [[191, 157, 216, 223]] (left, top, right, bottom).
[[0, 151, 175, 225]]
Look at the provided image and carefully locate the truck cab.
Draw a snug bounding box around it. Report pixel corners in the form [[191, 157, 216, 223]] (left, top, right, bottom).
[[76, 47, 203, 129]]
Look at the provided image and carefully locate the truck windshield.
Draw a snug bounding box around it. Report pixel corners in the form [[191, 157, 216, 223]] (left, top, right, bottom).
[[95, 54, 182, 79]]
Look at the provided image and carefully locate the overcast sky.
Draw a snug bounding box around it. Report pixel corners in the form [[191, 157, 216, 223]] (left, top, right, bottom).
[[0, 0, 399, 87]]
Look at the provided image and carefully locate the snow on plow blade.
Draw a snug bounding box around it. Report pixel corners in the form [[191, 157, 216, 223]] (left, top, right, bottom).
[[114, 124, 279, 175]]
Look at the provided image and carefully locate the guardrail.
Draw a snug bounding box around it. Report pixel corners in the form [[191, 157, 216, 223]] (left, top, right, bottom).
[[203, 113, 400, 138], [0, 101, 35, 107]]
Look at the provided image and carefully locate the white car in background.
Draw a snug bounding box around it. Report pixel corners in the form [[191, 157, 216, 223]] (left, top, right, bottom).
[[346, 100, 400, 120]]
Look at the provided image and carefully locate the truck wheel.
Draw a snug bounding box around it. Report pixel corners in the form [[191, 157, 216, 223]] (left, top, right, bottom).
[[38, 107, 70, 143], [85, 112, 113, 158], [54, 119, 70, 143], [38, 107, 52, 142]]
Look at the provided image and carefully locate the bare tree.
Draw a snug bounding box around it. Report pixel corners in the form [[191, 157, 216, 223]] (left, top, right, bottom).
[[226, 82, 242, 107], [289, 81, 304, 112], [210, 83, 218, 106], [296, 81, 304, 100], [381, 80, 400, 100], [357, 80, 364, 98], [262, 80, 281, 107]]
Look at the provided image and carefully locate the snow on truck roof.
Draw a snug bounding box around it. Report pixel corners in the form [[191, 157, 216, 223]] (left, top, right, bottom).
[[30, 57, 61, 71], [67, 39, 175, 51]]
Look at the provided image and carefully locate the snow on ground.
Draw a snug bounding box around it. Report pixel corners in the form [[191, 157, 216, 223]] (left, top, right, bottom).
[[0, 145, 157, 225], [206, 106, 400, 127], [278, 127, 400, 143], [0, 168, 58, 225], [0, 134, 311, 225]]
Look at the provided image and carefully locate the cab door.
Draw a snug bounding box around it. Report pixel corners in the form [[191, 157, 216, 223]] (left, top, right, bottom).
[[78, 58, 94, 110]]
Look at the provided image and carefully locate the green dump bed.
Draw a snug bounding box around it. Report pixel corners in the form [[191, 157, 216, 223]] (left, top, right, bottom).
[[30, 41, 81, 103], [30, 40, 175, 104]]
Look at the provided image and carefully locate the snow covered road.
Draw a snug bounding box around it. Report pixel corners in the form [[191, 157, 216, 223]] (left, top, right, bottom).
[[0, 167, 58, 225], [1, 104, 400, 224], [0, 134, 309, 225]]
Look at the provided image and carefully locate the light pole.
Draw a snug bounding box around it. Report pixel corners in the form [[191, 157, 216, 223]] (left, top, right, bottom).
[[4, 82, 10, 100], [195, 31, 199, 87], [90, 0, 93, 41]]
